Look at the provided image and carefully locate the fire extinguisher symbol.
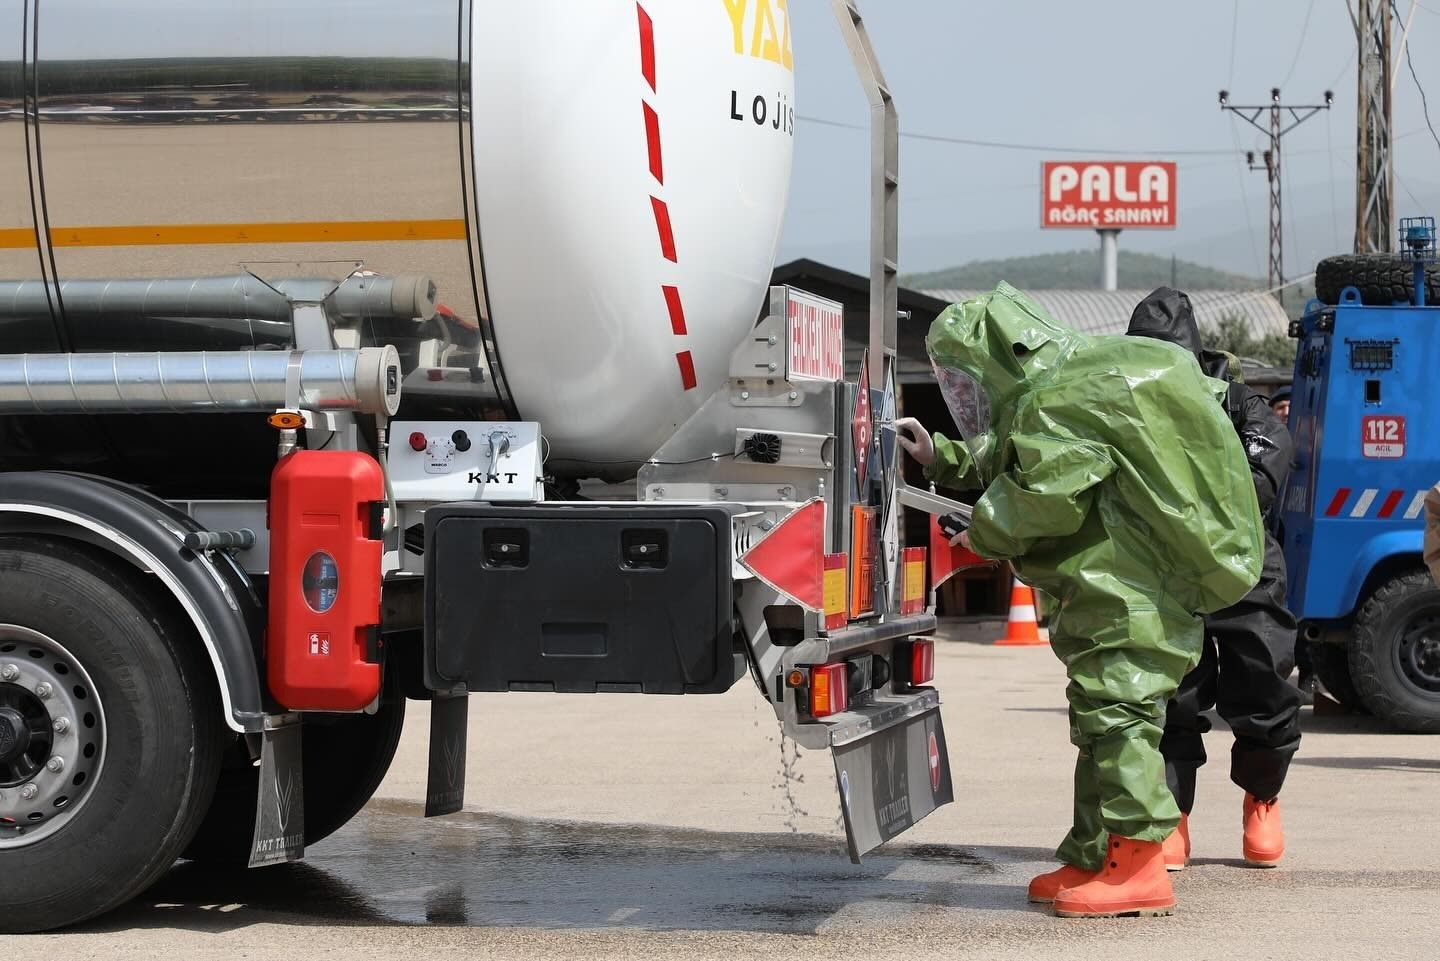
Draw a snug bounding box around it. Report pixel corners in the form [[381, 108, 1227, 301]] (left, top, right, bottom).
[[308, 632, 331, 656]]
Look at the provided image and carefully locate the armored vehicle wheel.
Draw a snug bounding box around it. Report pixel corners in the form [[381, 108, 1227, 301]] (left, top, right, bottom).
[[1315, 253, 1440, 306], [1350, 571, 1440, 733]]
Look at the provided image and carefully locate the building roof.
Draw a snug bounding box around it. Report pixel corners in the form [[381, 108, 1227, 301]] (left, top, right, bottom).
[[918, 288, 1291, 338], [767, 260, 1293, 386]]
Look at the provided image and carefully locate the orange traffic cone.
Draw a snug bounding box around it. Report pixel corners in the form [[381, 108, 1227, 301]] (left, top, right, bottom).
[[995, 576, 1049, 646]]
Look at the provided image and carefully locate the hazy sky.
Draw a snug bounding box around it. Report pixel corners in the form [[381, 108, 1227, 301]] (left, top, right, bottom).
[[781, 0, 1440, 282]]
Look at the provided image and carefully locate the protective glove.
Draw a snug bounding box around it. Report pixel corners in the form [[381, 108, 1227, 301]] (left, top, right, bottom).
[[939, 511, 971, 549], [895, 417, 935, 466]]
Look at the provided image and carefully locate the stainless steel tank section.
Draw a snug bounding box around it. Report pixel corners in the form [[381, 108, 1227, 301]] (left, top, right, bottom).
[[0, 0, 494, 495]]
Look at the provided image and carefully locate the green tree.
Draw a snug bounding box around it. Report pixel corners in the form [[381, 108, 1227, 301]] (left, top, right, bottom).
[[1205, 312, 1296, 369]]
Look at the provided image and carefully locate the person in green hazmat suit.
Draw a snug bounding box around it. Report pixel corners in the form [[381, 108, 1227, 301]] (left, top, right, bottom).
[[896, 283, 1263, 918]]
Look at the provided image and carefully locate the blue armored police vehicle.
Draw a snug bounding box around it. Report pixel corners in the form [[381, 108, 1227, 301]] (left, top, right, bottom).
[[1279, 218, 1440, 733]]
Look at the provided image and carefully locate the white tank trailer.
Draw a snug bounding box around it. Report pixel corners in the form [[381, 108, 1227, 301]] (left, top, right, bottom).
[[0, 0, 793, 490]]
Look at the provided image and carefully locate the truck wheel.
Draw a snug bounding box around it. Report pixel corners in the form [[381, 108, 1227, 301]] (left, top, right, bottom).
[[0, 537, 223, 933], [1350, 571, 1440, 733], [1314, 253, 1440, 306], [1312, 643, 1367, 712], [182, 670, 405, 864]]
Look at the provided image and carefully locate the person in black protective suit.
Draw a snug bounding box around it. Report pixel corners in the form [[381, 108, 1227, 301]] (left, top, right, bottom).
[[1267, 386, 1315, 703], [1125, 287, 1302, 870]]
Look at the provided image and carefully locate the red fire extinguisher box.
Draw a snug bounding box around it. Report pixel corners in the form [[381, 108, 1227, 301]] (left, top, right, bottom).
[[267, 450, 386, 711]]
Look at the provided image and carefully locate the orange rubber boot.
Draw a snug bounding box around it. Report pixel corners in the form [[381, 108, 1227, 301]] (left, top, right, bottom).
[[1242, 795, 1284, 867], [1162, 813, 1190, 872], [1027, 864, 1098, 903], [1052, 836, 1176, 918]]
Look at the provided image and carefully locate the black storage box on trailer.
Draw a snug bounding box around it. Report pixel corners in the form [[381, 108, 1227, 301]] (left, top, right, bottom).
[[424, 503, 743, 694]]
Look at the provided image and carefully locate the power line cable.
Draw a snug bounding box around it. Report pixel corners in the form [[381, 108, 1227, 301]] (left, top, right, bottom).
[[1227, 117, 1265, 276], [1281, 0, 1318, 89], [798, 115, 1430, 162], [1392, 0, 1440, 158], [1228, 0, 1241, 86], [1329, 56, 1354, 90], [1327, 108, 1342, 249], [1396, 170, 1426, 209], [795, 114, 1235, 155]]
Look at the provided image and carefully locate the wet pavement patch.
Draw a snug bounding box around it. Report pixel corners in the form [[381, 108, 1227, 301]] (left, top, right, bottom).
[[113, 800, 999, 934]]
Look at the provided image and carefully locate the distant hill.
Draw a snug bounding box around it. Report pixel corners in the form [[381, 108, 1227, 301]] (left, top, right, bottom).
[[901, 250, 1262, 292]]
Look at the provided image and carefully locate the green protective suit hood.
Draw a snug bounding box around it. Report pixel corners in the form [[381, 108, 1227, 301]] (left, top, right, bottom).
[[923, 283, 1265, 871], [925, 287, 1071, 481]]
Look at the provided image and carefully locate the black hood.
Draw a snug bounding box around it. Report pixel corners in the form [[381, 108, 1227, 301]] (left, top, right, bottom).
[[1126, 286, 1203, 358]]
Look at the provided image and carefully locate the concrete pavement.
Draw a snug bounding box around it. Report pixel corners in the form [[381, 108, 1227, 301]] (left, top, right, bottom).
[[5, 627, 1436, 960]]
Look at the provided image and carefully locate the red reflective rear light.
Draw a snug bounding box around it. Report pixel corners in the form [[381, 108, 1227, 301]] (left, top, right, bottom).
[[910, 639, 935, 686], [809, 662, 849, 717]]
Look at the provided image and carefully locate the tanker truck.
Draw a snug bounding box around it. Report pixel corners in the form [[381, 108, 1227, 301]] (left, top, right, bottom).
[[0, 0, 963, 932]]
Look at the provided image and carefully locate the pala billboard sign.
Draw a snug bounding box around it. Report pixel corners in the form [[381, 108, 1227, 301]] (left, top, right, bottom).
[[1041, 161, 1176, 229]]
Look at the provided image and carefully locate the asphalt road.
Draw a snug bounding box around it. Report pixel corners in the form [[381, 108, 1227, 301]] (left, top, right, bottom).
[[4, 627, 1436, 960]]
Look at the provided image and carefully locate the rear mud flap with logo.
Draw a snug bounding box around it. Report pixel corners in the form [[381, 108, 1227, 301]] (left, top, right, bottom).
[[425, 691, 468, 817], [833, 706, 952, 862], [249, 721, 305, 868]]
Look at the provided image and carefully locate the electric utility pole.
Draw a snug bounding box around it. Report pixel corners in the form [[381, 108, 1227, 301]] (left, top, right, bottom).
[[1219, 87, 1333, 305], [1355, 0, 1395, 253]]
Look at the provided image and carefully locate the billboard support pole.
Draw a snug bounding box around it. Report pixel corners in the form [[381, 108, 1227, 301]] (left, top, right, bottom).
[[1098, 229, 1120, 291]]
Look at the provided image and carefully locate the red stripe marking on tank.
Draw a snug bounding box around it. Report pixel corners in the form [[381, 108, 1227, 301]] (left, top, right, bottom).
[[637, 4, 656, 93], [676, 351, 697, 391], [1324, 488, 1351, 517], [644, 103, 664, 184], [650, 197, 677, 262], [1377, 489, 1406, 519], [663, 285, 687, 335], [638, 5, 694, 390]]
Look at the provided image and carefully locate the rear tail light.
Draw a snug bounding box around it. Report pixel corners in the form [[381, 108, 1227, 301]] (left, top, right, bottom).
[[809, 662, 849, 717], [906, 639, 935, 686]]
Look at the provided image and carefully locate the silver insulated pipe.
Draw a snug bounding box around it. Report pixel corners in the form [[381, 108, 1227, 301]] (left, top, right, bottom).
[[0, 275, 438, 327], [0, 347, 402, 416]]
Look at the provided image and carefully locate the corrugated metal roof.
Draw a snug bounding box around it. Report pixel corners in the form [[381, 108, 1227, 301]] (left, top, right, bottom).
[[919, 289, 1290, 337]]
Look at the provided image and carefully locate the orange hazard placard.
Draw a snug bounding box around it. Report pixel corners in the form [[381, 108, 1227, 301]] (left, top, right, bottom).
[[823, 554, 848, 631], [901, 547, 927, 615], [849, 505, 877, 618]]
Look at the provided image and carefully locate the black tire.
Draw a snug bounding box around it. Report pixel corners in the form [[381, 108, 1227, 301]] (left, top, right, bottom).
[[1311, 642, 1368, 712], [1349, 571, 1440, 733], [1314, 253, 1440, 306], [182, 669, 405, 864], [0, 537, 224, 933]]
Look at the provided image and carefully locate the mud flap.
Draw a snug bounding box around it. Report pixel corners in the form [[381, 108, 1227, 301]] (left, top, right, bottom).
[[425, 690, 468, 817], [832, 705, 952, 862], [248, 720, 305, 868]]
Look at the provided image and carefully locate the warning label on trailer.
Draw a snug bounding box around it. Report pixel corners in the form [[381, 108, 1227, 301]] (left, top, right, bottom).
[[1362, 415, 1406, 459], [786, 289, 844, 382]]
